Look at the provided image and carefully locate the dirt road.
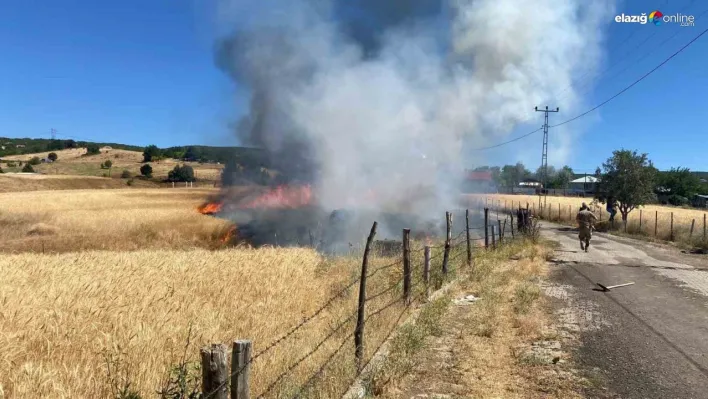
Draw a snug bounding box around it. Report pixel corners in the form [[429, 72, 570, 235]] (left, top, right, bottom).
[[542, 222, 708, 398]]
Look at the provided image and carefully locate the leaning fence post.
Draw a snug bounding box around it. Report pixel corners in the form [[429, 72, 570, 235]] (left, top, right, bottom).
[[403, 228, 411, 305], [442, 212, 452, 275], [465, 209, 472, 267], [201, 344, 229, 399], [355, 221, 377, 372], [484, 208, 489, 249], [424, 246, 431, 299], [670, 212, 675, 241], [655, 211, 659, 237], [231, 340, 252, 399], [690, 219, 696, 240]]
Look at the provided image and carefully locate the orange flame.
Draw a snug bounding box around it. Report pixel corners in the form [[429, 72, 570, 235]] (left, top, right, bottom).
[[198, 201, 223, 215], [241, 185, 313, 209], [221, 226, 237, 243]]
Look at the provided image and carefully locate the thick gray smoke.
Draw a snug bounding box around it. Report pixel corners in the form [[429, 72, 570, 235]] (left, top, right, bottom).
[[214, 0, 614, 236]]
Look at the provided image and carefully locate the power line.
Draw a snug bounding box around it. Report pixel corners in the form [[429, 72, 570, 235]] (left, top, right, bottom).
[[550, 26, 708, 128], [472, 26, 707, 151]]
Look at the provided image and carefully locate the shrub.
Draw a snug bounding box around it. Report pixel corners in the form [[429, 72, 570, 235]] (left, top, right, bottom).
[[127, 178, 135, 186], [86, 144, 101, 155], [121, 170, 131, 179], [22, 163, 35, 173], [140, 164, 153, 178], [667, 194, 689, 207], [29, 157, 41, 165], [48, 152, 58, 162], [7, 161, 16, 167], [104, 160, 112, 169], [167, 164, 195, 182], [0, 164, 3, 173]]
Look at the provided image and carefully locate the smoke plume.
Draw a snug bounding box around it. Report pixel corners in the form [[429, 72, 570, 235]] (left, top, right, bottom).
[[214, 0, 614, 232]]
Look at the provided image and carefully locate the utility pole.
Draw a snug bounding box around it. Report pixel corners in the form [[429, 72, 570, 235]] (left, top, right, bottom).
[[535, 106, 559, 208]]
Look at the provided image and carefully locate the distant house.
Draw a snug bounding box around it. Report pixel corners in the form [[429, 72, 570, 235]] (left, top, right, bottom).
[[15, 144, 25, 148], [41, 158, 53, 163], [569, 176, 600, 194], [463, 170, 496, 193], [693, 194, 708, 208], [515, 178, 542, 195]]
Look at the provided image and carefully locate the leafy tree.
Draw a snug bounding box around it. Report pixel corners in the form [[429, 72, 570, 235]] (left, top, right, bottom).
[[597, 149, 656, 221], [499, 162, 531, 188], [168, 164, 195, 182], [143, 145, 161, 163], [121, 170, 131, 178], [656, 167, 702, 200], [22, 163, 34, 173], [29, 157, 41, 165], [104, 160, 112, 169], [64, 139, 77, 149], [86, 144, 101, 155], [140, 163, 153, 178], [535, 165, 557, 187], [555, 165, 574, 189], [48, 152, 58, 162], [183, 146, 201, 162]]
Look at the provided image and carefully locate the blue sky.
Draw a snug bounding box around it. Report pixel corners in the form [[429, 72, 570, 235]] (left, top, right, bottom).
[[0, 0, 706, 172]]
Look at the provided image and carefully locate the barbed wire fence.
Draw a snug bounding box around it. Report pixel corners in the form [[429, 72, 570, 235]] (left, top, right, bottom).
[[198, 206, 519, 399], [473, 195, 708, 249]]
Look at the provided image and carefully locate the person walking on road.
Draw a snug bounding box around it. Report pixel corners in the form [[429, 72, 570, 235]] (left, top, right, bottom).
[[577, 202, 598, 252]]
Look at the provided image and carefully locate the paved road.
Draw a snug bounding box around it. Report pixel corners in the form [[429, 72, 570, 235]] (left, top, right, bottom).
[[542, 223, 708, 398]]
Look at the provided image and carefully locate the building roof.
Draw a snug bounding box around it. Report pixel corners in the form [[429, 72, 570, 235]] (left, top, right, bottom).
[[466, 171, 493, 181], [570, 176, 600, 183]]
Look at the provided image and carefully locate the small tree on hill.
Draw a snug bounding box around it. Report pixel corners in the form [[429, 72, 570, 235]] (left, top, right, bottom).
[[597, 149, 656, 221], [168, 164, 195, 182], [143, 145, 161, 163], [140, 163, 153, 178], [29, 156, 41, 165], [48, 152, 58, 162], [22, 163, 34, 173], [121, 170, 131, 178], [86, 144, 101, 155]]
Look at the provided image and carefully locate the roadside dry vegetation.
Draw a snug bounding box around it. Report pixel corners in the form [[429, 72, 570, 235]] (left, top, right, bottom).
[[366, 239, 584, 398]]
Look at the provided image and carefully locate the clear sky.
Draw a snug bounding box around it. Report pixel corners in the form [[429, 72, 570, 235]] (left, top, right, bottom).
[[0, 0, 706, 173]]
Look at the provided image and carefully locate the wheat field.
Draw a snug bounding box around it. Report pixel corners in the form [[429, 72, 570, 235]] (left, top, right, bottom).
[[465, 194, 708, 245], [0, 187, 449, 398]]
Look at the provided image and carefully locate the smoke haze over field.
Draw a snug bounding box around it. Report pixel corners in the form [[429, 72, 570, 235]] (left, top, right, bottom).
[[214, 0, 614, 222]]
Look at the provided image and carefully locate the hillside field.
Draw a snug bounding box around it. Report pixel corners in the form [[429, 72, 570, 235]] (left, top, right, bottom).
[[1, 147, 223, 189]]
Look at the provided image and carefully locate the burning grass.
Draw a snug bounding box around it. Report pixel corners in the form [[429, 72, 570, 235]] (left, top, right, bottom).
[[0, 188, 233, 254]]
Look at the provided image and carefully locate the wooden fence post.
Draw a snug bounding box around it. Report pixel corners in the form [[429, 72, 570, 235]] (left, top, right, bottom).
[[704, 214, 707, 242], [568, 205, 571, 222], [465, 209, 472, 267], [484, 208, 489, 249], [403, 228, 411, 305], [355, 221, 377, 371], [498, 220, 503, 243], [558, 203, 561, 221], [639, 210, 643, 232], [670, 212, 674, 241], [491, 225, 497, 249], [423, 246, 431, 299], [231, 340, 252, 399], [690, 219, 696, 240], [442, 212, 452, 275], [655, 211, 658, 237], [201, 344, 229, 399], [510, 213, 515, 237]]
